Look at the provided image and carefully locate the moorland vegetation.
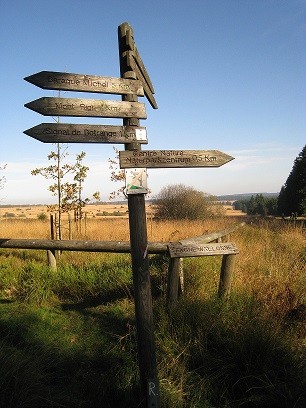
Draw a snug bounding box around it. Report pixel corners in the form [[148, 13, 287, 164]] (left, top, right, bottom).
[[0, 215, 305, 407]]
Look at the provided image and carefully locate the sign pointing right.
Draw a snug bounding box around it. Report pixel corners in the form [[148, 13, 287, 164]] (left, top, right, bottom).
[[119, 149, 234, 169]]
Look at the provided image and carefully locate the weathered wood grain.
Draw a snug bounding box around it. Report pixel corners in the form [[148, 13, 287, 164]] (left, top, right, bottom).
[[24, 71, 144, 96], [124, 51, 158, 109], [24, 123, 147, 144], [168, 242, 239, 258], [25, 97, 147, 119], [119, 149, 234, 168]]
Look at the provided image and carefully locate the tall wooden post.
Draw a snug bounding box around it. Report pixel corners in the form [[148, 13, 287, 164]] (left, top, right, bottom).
[[118, 23, 160, 407]]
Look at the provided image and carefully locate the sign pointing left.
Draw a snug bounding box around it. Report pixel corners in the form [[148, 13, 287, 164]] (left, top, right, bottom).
[[24, 97, 147, 119], [24, 71, 144, 96]]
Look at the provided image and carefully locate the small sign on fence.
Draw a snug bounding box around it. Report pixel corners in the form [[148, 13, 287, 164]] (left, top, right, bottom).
[[168, 242, 239, 258]]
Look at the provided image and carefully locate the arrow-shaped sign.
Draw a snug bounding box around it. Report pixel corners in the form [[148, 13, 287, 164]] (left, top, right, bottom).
[[24, 123, 148, 144], [24, 71, 144, 96], [119, 150, 234, 169], [24, 97, 147, 119], [124, 51, 158, 109]]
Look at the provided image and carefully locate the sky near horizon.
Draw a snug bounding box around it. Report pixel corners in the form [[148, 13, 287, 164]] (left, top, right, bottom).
[[0, 0, 305, 205]]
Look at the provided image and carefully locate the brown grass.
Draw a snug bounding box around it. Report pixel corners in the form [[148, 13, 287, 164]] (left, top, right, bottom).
[[1, 209, 304, 311], [0, 214, 240, 241], [0, 203, 243, 220]]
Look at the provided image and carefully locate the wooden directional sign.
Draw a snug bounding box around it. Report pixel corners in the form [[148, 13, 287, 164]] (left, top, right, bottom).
[[125, 29, 155, 93], [24, 97, 147, 119], [24, 123, 147, 144], [168, 242, 239, 258], [119, 23, 157, 109], [124, 51, 158, 109], [119, 149, 234, 169], [24, 71, 144, 96]]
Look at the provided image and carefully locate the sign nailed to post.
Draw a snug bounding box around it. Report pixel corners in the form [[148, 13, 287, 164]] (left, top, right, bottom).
[[119, 149, 234, 168], [125, 168, 148, 194], [24, 71, 144, 96]]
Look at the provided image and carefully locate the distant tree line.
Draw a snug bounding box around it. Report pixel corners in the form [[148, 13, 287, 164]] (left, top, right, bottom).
[[233, 194, 278, 216], [234, 145, 305, 217]]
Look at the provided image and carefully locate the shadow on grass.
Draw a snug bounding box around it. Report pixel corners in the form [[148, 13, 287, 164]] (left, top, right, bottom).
[[167, 295, 306, 408], [0, 300, 143, 408]]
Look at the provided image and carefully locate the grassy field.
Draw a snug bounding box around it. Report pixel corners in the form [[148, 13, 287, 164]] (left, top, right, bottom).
[[0, 215, 305, 407]]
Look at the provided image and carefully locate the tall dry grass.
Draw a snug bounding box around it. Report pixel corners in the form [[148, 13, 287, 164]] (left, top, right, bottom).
[[0, 215, 238, 241], [2, 215, 304, 313]]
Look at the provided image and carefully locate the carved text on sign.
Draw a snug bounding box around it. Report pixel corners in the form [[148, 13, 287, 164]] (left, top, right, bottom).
[[119, 150, 234, 169]]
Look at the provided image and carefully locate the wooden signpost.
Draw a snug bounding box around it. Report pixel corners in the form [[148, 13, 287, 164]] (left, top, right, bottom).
[[118, 22, 160, 408], [24, 21, 235, 408], [24, 123, 147, 144], [25, 97, 147, 119], [119, 149, 234, 168], [25, 71, 144, 96]]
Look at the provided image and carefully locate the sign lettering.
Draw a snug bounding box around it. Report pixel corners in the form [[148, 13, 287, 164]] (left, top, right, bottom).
[[24, 97, 147, 119], [24, 123, 148, 144], [168, 242, 239, 258], [119, 150, 234, 168], [24, 71, 144, 96]]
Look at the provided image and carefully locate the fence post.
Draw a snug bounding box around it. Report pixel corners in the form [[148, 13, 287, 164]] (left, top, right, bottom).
[[167, 257, 183, 308], [68, 213, 72, 240], [47, 249, 57, 271], [218, 254, 236, 298], [47, 214, 57, 271]]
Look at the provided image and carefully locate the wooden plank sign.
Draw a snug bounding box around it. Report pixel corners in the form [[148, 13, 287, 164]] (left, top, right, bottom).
[[24, 71, 144, 96], [125, 29, 155, 93], [119, 149, 234, 168], [24, 97, 147, 119], [24, 123, 148, 144], [168, 242, 239, 258], [119, 24, 158, 109], [124, 51, 158, 109]]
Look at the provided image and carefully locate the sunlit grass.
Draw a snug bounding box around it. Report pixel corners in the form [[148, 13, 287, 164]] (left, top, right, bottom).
[[0, 216, 305, 407]]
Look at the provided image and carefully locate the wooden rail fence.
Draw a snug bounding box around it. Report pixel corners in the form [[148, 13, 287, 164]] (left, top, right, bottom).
[[0, 222, 245, 305]]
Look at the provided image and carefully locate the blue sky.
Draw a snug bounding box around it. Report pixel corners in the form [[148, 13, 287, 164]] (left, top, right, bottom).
[[1, 0, 305, 204]]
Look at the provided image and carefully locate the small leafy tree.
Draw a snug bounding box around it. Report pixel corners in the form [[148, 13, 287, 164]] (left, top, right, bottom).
[[31, 145, 99, 239], [73, 152, 100, 223], [108, 147, 126, 200], [155, 184, 217, 220]]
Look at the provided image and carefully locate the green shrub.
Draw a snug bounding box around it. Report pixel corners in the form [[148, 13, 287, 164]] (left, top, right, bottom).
[[37, 212, 47, 221]]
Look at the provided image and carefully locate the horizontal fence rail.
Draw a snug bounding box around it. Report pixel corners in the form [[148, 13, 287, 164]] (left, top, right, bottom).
[[0, 222, 245, 305], [0, 222, 245, 254]]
